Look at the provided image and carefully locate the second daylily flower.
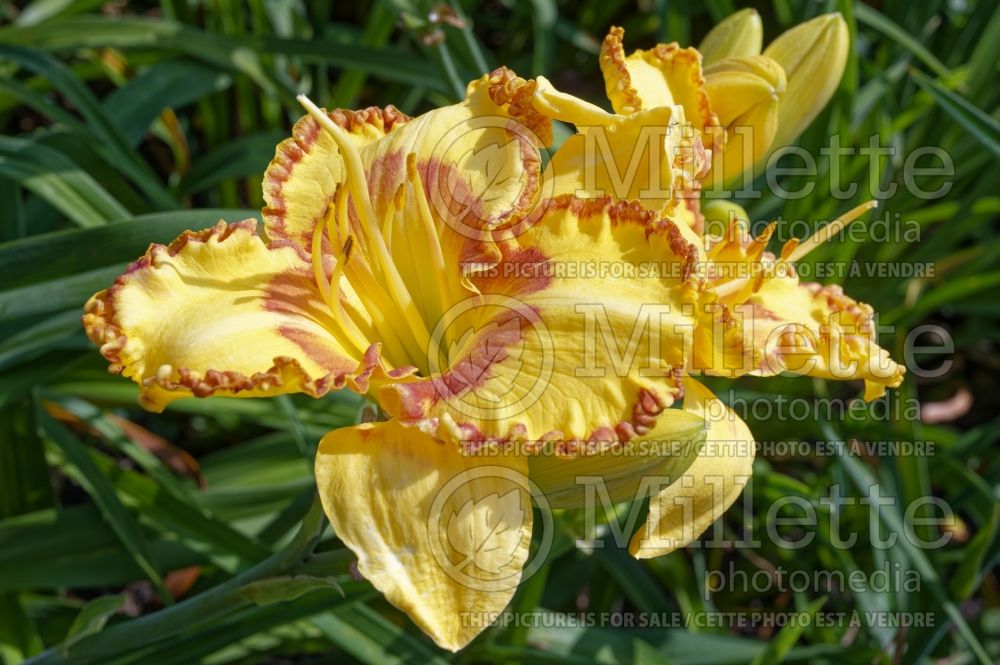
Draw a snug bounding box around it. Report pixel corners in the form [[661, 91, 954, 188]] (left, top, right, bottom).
[[600, 11, 849, 185]]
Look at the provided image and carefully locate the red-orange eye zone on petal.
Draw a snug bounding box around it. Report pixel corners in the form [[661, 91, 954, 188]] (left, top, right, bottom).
[[377, 196, 706, 459], [283, 69, 558, 375]]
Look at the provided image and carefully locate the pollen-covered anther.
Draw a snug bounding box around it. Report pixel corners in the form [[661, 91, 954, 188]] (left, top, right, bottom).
[[780, 238, 801, 260]]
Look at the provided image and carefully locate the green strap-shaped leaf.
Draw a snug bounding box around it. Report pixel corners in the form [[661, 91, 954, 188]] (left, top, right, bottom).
[[748, 597, 827, 665], [61, 595, 126, 655], [311, 602, 450, 665], [855, 4, 951, 79], [40, 412, 171, 604], [0, 44, 177, 210], [0, 136, 128, 228], [910, 68, 1000, 159]]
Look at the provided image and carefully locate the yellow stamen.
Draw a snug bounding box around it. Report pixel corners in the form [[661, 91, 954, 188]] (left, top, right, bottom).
[[785, 200, 877, 263], [325, 237, 371, 356], [345, 259, 419, 367], [335, 186, 350, 245], [323, 195, 414, 367], [407, 154, 463, 324], [298, 94, 434, 370], [382, 185, 404, 251], [308, 201, 374, 357], [310, 211, 332, 308], [712, 201, 878, 302]]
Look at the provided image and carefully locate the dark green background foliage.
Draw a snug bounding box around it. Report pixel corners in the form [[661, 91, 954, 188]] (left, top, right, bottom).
[[0, 0, 998, 663]]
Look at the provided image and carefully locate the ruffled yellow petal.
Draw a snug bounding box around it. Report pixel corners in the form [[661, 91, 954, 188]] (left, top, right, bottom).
[[531, 76, 707, 236], [740, 268, 905, 400], [316, 419, 533, 651], [542, 105, 711, 216], [698, 8, 764, 65], [599, 27, 716, 129], [599, 26, 722, 161], [692, 221, 904, 399], [630, 378, 754, 558], [379, 196, 703, 453], [82, 220, 387, 412], [263, 106, 410, 252]]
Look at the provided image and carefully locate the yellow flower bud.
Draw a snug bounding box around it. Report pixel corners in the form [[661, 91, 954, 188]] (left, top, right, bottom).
[[702, 55, 786, 186], [763, 12, 849, 150], [698, 8, 764, 66]]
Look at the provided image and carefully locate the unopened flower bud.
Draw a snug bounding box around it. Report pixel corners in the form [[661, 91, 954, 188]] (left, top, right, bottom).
[[698, 8, 763, 66], [763, 12, 849, 150], [703, 55, 786, 186]]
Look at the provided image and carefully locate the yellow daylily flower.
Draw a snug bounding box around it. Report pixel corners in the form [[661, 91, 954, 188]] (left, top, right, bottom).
[[84, 67, 703, 649], [597, 12, 848, 188], [84, 53, 901, 651]]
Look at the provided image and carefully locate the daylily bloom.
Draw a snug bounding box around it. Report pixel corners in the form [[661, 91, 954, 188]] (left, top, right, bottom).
[[601, 11, 848, 187], [84, 25, 900, 652]]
